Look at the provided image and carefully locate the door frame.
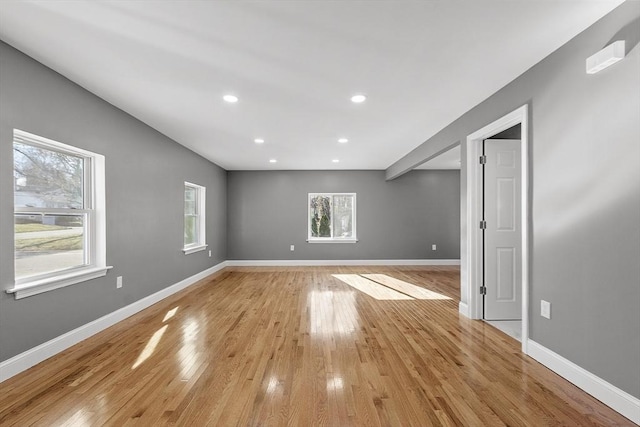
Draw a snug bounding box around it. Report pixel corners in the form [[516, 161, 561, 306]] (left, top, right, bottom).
[[463, 104, 529, 354]]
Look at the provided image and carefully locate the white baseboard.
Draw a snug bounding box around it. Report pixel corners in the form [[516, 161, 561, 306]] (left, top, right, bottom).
[[458, 301, 469, 317], [226, 259, 461, 267], [0, 261, 228, 383], [527, 339, 640, 424]]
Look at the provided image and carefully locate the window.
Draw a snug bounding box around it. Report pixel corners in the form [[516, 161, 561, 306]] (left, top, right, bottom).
[[183, 182, 206, 254], [10, 129, 108, 299], [308, 193, 357, 242]]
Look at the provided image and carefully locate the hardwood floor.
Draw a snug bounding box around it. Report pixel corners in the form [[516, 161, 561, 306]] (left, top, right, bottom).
[[0, 266, 634, 426]]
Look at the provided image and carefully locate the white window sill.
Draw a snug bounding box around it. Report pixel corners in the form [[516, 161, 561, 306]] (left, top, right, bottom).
[[182, 244, 208, 255], [7, 266, 113, 300], [307, 239, 358, 244]]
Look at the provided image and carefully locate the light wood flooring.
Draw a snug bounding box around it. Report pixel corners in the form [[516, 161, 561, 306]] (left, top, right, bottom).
[[0, 266, 634, 426]]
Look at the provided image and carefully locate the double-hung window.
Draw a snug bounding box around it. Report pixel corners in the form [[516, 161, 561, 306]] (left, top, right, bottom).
[[183, 182, 207, 254], [10, 129, 108, 299], [308, 193, 357, 242]]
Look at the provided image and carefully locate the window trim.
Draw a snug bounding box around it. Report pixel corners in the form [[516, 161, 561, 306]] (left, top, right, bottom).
[[307, 192, 357, 243], [8, 129, 110, 299], [182, 181, 207, 255]]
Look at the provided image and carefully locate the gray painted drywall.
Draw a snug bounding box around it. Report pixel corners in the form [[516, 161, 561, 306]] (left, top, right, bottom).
[[0, 41, 227, 362], [387, 3, 640, 398], [227, 170, 460, 260]]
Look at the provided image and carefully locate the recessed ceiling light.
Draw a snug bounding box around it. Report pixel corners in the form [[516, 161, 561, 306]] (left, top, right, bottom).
[[223, 94, 238, 103], [269, 159, 277, 163], [254, 138, 264, 144], [350, 94, 366, 103], [332, 159, 340, 163], [338, 138, 348, 143]]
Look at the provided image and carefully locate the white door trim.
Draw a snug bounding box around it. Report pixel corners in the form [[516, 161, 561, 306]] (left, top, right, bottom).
[[464, 104, 529, 354]]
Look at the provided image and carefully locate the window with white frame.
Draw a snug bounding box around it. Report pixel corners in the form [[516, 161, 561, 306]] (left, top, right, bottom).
[[10, 129, 108, 299], [308, 193, 356, 242], [183, 182, 206, 254]]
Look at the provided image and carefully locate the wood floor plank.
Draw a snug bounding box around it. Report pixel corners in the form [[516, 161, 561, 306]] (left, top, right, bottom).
[[0, 266, 635, 426]]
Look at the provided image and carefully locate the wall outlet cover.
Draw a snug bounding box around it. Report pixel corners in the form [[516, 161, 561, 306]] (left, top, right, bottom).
[[541, 300, 551, 319]]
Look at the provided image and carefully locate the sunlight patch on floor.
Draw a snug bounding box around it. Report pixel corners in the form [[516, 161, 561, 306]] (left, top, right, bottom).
[[332, 274, 413, 300], [163, 306, 179, 322], [361, 274, 452, 300], [132, 324, 168, 369]]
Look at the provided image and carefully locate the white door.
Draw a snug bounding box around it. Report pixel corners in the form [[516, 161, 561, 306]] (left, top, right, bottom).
[[483, 139, 521, 320]]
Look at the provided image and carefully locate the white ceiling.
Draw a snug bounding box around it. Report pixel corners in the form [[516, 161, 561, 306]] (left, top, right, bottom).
[[0, 1, 624, 170]]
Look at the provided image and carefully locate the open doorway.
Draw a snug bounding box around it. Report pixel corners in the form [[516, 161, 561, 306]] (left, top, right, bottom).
[[463, 105, 529, 353]]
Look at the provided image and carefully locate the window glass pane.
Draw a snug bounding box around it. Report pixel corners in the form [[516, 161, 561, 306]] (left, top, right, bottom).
[[185, 186, 197, 215], [184, 215, 197, 245], [333, 195, 353, 238], [184, 185, 199, 246], [15, 214, 86, 279], [13, 142, 84, 209], [310, 195, 332, 238]]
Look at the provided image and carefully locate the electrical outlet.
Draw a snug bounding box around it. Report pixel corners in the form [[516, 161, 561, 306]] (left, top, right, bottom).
[[431, 244, 437, 251], [290, 245, 295, 251], [116, 276, 123, 289], [208, 250, 212, 257], [541, 300, 551, 319]]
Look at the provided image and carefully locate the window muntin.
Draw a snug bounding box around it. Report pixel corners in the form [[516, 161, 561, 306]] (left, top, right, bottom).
[[11, 129, 109, 298], [308, 193, 356, 241], [183, 182, 206, 254]]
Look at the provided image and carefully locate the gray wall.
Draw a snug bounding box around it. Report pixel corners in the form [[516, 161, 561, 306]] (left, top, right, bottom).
[[227, 170, 460, 260], [0, 42, 227, 362], [387, 3, 640, 398]]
